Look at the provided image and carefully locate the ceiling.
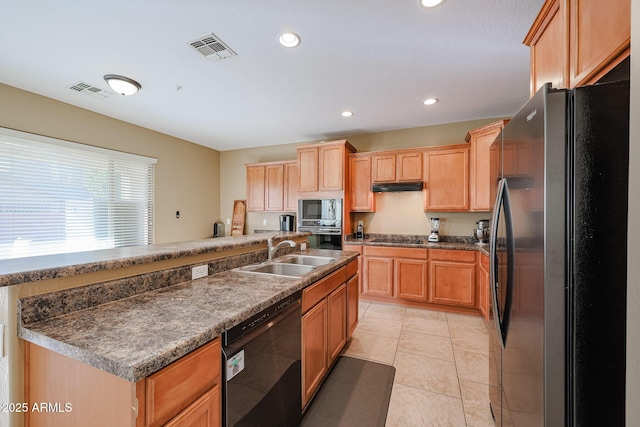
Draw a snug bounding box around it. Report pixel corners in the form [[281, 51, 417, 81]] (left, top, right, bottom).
[[0, 0, 544, 151]]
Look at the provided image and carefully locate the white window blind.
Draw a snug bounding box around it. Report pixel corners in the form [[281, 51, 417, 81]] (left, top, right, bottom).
[[0, 128, 156, 260]]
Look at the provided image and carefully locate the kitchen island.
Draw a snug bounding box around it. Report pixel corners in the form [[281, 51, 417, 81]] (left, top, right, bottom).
[[2, 233, 358, 426]]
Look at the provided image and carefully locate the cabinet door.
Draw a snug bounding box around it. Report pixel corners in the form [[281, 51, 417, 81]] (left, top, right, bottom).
[[297, 147, 319, 192], [478, 253, 490, 321], [524, 0, 568, 94], [395, 258, 428, 301], [429, 260, 476, 307], [327, 284, 347, 365], [318, 145, 344, 191], [346, 274, 359, 339], [468, 121, 507, 211], [302, 300, 328, 406], [265, 164, 284, 211], [246, 165, 265, 211], [363, 256, 394, 297], [423, 147, 469, 211], [569, 0, 630, 86], [397, 152, 422, 181], [164, 386, 220, 427], [350, 155, 375, 212], [284, 161, 298, 212], [372, 154, 396, 182]]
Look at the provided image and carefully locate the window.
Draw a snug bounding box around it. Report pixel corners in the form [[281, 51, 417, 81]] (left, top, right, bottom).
[[0, 128, 156, 259]]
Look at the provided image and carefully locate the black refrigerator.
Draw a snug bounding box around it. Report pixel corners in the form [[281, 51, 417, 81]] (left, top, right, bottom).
[[488, 80, 629, 426]]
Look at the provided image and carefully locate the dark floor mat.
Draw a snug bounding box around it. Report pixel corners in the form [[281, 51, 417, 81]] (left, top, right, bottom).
[[301, 356, 396, 427]]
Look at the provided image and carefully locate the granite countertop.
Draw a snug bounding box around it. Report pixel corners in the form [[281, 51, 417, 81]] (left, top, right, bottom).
[[0, 232, 308, 287], [18, 248, 358, 382], [344, 233, 490, 255]]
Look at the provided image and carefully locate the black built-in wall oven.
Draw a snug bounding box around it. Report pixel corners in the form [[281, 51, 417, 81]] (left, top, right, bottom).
[[297, 198, 342, 250]]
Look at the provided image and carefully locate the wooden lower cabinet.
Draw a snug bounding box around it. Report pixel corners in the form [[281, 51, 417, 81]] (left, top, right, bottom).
[[429, 249, 476, 308], [301, 260, 358, 407], [24, 338, 222, 427], [302, 299, 328, 406], [346, 274, 359, 338], [327, 284, 347, 364], [362, 246, 428, 302], [363, 256, 394, 297], [164, 386, 220, 427], [477, 252, 490, 321], [396, 258, 429, 301]]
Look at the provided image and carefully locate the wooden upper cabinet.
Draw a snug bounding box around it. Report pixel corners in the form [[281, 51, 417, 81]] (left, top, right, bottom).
[[524, 0, 630, 94], [467, 120, 509, 212], [524, 0, 568, 95], [265, 163, 284, 211], [372, 151, 422, 182], [246, 161, 296, 212], [246, 165, 265, 211], [284, 161, 298, 212], [297, 140, 355, 194], [318, 144, 345, 191], [568, 0, 630, 86], [372, 154, 396, 182], [297, 147, 320, 192], [397, 152, 422, 181], [423, 146, 469, 212], [349, 154, 375, 212]]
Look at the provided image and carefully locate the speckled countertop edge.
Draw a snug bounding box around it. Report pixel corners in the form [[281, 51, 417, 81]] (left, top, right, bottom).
[[344, 234, 490, 255], [18, 249, 358, 382], [0, 232, 308, 287]]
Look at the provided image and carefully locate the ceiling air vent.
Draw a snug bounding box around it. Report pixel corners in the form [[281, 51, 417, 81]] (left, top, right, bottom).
[[68, 82, 116, 99], [188, 33, 237, 61]]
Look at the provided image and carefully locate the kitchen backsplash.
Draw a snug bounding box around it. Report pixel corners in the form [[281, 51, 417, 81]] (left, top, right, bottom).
[[353, 192, 490, 237]]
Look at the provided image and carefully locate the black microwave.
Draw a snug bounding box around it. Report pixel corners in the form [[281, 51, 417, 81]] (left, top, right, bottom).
[[297, 199, 342, 230]]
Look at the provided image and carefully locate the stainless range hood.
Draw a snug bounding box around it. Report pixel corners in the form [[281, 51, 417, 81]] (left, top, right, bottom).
[[372, 181, 423, 192]]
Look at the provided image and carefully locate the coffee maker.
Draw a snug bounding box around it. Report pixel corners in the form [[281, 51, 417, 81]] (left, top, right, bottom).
[[279, 215, 295, 232]]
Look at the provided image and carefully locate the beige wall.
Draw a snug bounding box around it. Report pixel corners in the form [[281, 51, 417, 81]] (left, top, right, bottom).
[[628, 0, 639, 423], [0, 83, 221, 244], [220, 118, 500, 237]]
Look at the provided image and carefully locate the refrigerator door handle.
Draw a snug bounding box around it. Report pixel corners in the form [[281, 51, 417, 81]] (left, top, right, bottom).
[[489, 178, 515, 348]]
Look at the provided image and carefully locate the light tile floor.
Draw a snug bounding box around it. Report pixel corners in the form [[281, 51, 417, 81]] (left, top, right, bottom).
[[342, 301, 495, 427]]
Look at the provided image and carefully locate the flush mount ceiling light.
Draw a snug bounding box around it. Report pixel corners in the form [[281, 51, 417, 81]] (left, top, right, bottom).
[[341, 111, 354, 117], [419, 0, 446, 7], [423, 98, 439, 105], [103, 74, 142, 96], [278, 32, 301, 48]]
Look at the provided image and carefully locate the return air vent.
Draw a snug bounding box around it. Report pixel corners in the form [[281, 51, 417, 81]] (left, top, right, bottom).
[[68, 82, 116, 99], [188, 33, 237, 61]]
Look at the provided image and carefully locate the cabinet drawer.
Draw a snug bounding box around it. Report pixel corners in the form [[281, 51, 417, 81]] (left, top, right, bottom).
[[430, 249, 476, 263], [346, 259, 358, 278], [303, 267, 347, 313], [364, 245, 427, 260], [146, 338, 220, 427]]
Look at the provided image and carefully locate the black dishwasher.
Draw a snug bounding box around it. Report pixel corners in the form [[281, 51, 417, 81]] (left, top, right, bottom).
[[222, 290, 302, 427]]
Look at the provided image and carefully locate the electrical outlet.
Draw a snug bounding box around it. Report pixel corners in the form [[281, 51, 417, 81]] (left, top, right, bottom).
[[192, 265, 208, 280], [226, 218, 231, 224], [263, 219, 267, 226], [301, 243, 307, 251]]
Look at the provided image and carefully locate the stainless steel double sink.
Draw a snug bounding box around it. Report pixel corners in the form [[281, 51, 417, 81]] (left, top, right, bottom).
[[235, 254, 336, 277]]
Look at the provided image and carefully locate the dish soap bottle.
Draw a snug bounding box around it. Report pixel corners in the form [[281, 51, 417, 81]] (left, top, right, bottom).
[[356, 221, 364, 239]]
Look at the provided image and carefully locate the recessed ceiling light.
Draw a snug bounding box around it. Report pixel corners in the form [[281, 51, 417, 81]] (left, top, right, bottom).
[[419, 0, 446, 8], [279, 32, 301, 48], [103, 74, 141, 96], [423, 98, 439, 106], [341, 111, 354, 117]]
